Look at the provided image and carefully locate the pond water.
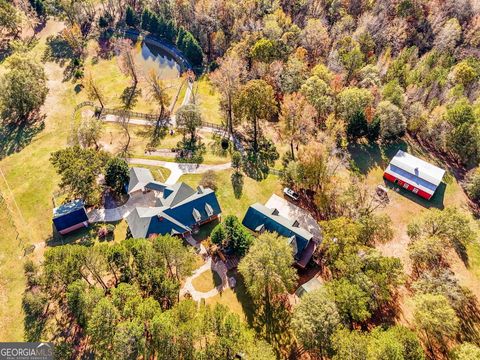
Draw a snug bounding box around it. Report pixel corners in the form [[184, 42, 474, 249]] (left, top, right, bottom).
[[134, 40, 181, 80]]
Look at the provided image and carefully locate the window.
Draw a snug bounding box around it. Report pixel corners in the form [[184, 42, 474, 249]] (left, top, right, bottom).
[[192, 208, 201, 222], [403, 182, 409, 189], [205, 203, 214, 217], [412, 188, 419, 194]]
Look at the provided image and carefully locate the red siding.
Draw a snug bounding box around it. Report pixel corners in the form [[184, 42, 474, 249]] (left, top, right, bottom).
[[383, 172, 432, 200]]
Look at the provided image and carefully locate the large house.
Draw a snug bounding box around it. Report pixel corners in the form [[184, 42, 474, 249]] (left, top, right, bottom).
[[126, 168, 221, 239], [383, 150, 446, 200], [242, 202, 317, 268]]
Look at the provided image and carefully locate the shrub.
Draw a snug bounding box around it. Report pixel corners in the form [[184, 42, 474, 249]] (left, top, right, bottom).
[[200, 170, 217, 190]]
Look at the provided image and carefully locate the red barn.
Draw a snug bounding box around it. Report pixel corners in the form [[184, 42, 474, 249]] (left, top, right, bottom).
[[383, 150, 445, 200]]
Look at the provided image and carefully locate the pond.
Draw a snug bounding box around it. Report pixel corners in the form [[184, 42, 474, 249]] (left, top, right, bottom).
[[133, 40, 181, 80]]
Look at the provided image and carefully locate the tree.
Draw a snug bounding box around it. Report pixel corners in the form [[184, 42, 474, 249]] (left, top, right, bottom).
[[408, 236, 447, 272], [337, 87, 373, 125], [407, 207, 475, 258], [50, 146, 110, 204], [332, 329, 369, 360], [211, 215, 253, 257], [434, 18, 461, 53], [465, 167, 480, 202], [105, 157, 129, 194], [234, 80, 278, 152], [292, 288, 341, 358], [84, 74, 105, 110], [238, 232, 297, 339], [382, 79, 404, 107], [286, 138, 347, 218], [0, 0, 21, 38], [413, 294, 459, 350], [147, 71, 171, 145], [199, 170, 217, 190], [112, 319, 145, 359], [327, 278, 371, 325], [175, 104, 204, 162], [176, 28, 203, 66], [337, 37, 365, 84], [210, 53, 247, 136], [376, 100, 407, 141], [75, 115, 103, 149], [301, 19, 330, 60], [451, 343, 480, 360], [300, 75, 333, 121], [368, 326, 425, 360], [116, 39, 140, 153], [89, 298, 120, 358], [279, 93, 315, 160], [125, 6, 137, 27], [0, 53, 48, 123], [444, 99, 480, 165], [250, 38, 282, 63]]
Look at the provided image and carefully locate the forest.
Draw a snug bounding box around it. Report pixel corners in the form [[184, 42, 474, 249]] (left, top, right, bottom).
[[0, 0, 480, 359]]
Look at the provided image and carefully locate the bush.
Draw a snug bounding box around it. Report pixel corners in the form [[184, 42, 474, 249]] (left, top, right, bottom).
[[200, 170, 217, 190], [465, 167, 480, 202], [105, 157, 129, 194], [97, 224, 115, 239]]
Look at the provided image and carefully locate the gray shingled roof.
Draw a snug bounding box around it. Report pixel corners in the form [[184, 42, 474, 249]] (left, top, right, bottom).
[[128, 167, 155, 194], [162, 183, 197, 207]]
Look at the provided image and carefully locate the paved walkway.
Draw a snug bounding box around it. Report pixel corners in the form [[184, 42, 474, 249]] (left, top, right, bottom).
[[88, 191, 157, 222], [180, 257, 229, 301], [128, 158, 231, 185]]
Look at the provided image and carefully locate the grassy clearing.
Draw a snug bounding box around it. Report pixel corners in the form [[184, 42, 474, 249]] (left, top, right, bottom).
[[84, 41, 183, 113], [100, 123, 230, 164], [128, 163, 171, 182], [195, 76, 223, 125], [179, 170, 283, 219], [0, 201, 25, 341], [192, 269, 222, 292], [206, 271, 255, 324]]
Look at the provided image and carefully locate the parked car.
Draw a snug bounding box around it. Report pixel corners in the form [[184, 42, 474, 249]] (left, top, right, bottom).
[[283, 187, 299, 201]]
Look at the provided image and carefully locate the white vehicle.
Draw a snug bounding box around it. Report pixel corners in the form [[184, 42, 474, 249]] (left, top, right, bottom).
[[283, 187, 299, 201]]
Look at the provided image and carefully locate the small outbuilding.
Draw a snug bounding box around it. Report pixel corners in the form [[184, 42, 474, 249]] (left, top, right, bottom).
[[53, 199, 89, 235], [383, 150, 445, 200]]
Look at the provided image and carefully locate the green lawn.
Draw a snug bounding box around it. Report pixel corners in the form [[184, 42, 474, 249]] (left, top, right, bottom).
[[179, 170, 283, 219], [0, 201, 25, 341], [100, 123, 230, 164], [191, 269, 222, 292], [195, 76, 223, 125], [206, 271, 255, 324]]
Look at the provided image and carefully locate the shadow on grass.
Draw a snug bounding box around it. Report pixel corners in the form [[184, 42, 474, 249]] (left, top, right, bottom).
[[348, 141, 408, 175], [192, 218, 220, 242], [46, 220, 122, 247], [0, 119, 45, 159], [227, 270, 256, 327], [384, 179, 446, 210], [457, 290, 480, 345]]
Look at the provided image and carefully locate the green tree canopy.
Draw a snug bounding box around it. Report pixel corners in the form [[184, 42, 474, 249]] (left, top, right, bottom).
[[50, 146, 110, 204], [105, 157, 130, 194], [292, 288, 341, 358], [0, 53, 48, 122]]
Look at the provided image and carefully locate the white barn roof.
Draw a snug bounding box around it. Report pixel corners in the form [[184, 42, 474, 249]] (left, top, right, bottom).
[[385, 150, 445, 195]]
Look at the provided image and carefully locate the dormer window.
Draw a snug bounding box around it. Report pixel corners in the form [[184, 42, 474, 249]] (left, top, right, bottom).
[[292, 220, 299, 227], [205, 203, 214, 217], [192, 208, 201, 222]]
